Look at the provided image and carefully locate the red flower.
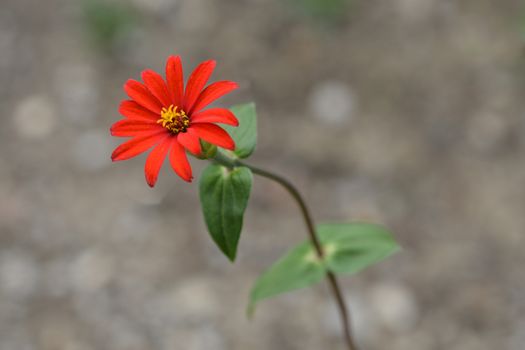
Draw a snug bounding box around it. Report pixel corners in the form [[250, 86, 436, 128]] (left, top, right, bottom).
[[111, 56, 239, 187]]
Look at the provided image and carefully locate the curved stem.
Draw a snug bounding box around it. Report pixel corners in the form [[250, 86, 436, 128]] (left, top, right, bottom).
[[240, 164, 324, 256], [214, 153, 359, 350]]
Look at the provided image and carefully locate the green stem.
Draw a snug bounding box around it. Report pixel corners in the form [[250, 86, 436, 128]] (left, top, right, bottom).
[[212, 153, 358, 350]]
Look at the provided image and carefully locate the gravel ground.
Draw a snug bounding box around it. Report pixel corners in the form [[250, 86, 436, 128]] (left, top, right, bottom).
[[1, 0, 524, 349]]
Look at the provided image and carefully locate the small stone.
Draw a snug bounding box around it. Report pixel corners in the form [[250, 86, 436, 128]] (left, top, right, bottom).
[[70, 130, 114, 171], [309, 80, 356, 126], [13, 95, 57, 140]]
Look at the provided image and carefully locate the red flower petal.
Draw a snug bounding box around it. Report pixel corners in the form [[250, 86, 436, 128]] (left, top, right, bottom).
[[177, 128, 202, 156], [124, 79, 163, 114], [183, 60, 216, 112], [113, 57, 241, 187], [144, 136, 171, 187], [110, 119, 161, 137], [119, 100, 159, 121], [142, 70, 172, 107], [190, 81, 239, 114], [111, 130, 166, 161], [190, 123, 235, 150], [169, 138, 193, 182], [166, 55, 184, 107], [191, 108, 239, 126]]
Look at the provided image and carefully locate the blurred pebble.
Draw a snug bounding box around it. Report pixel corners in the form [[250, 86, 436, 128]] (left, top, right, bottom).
[[309, 80, 356, 126], [70, 130, 114, 171], [370, 282, 419, 334], [13, 95, 57, 140], [69, 249, 114, 293], [54, 63, 99, 126], [0, 250, 38, 299]]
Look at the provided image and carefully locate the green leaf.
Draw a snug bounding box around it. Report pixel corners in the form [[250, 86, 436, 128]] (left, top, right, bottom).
[[248, 223, 399, 316], [199, 164, 253, 261], [318, 223, 400, 275], [224, 103, 257, 159], [248, 241, 326, 316]]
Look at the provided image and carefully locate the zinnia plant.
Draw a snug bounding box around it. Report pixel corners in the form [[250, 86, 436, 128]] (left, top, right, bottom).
[[111, 56, 238, 186], [111, 56, 400, 350]]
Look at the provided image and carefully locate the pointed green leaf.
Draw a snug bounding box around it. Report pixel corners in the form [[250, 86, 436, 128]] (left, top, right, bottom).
[[318, 223, 400, 275], [248, 241, 326, 315], [224, 103, 257, 158], [248, 223, 399, 316], [199, 164, 253, 261]]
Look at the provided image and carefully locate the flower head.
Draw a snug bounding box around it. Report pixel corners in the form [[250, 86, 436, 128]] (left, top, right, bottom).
[[111, 56, 239, 187]]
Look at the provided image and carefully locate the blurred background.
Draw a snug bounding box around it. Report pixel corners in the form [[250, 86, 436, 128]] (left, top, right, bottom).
[[1, 0, 524, 349]]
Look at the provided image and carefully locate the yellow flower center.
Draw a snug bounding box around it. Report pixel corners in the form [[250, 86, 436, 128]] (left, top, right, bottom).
[[157, 105, 190, 134]]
